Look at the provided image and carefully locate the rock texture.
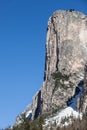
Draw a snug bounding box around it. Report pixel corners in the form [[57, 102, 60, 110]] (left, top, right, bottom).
[[14, 104, 32, 126], [32, 90, 42, 119], [14, 10, 87, 125], [41, 10, 87, 114], [80, 64, 87, 113]]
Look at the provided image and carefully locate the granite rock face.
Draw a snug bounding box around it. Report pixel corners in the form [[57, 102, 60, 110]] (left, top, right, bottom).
[[44, 10, 87, 81], [41, 10, 87, 114], [14, 10, 87, 125]]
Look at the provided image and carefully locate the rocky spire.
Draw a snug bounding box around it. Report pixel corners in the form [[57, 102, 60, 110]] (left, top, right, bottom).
[[41, 10, 87, 114], [14, 10, 87, 126]]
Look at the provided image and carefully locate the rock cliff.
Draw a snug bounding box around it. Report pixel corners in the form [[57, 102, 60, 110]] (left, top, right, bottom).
[[41, 10, 87, 114], [14, 10, 87, 125]]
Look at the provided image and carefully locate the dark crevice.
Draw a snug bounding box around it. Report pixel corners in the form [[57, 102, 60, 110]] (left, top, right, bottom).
[[56, 31, 60, 71], [51, 17, 59, 71], [84, 64, 87, 94], [67, 80, 83, 111], [34, 90, 43, 119], [44, 45, 47, 81], [80, 64, 87, 112]]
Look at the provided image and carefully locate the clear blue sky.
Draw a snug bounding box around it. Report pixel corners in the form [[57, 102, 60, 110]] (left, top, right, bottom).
[[0, 0, 87, 129]]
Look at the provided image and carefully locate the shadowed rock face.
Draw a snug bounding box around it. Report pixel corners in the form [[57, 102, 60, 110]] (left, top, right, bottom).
[[80, 64, 87, 113], [33, 90, 42, 119]]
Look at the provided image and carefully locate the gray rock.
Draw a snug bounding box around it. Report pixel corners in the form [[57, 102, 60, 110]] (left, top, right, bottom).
[[80, 64, 87, 113], [42, 10, 87, 114], [14, 10, 87, 125]]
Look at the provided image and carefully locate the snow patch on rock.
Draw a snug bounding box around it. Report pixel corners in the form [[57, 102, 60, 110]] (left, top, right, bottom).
[[26, 110, 32, 119], [44, 107, 82, 128]]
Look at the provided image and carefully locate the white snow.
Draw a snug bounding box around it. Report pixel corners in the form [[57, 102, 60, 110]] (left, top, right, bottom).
[[44, 107, 82, 128], [44, 83, 83, 128], [26, 110, 32, 118]]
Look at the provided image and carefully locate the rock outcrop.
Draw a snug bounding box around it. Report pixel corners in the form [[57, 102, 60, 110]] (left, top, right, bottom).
[[41, 10, 87, 114], [14, 10, 87, 125]]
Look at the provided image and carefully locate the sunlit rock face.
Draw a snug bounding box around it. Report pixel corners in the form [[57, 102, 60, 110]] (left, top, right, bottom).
[[14, 10, 87, 126], [41, 10, 87, 114], [44, 10, 87, 80]]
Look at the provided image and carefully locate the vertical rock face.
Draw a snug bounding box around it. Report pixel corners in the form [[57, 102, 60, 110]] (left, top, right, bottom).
[[41, 10, 87, 114], [32, 90, 42, 119], [81, 64, 87, 113], [44, 10, 87, 81], [14, 10, 87, 125]]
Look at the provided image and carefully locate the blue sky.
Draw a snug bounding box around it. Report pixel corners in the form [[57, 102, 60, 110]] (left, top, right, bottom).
[[0, 0, 87, 129]]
